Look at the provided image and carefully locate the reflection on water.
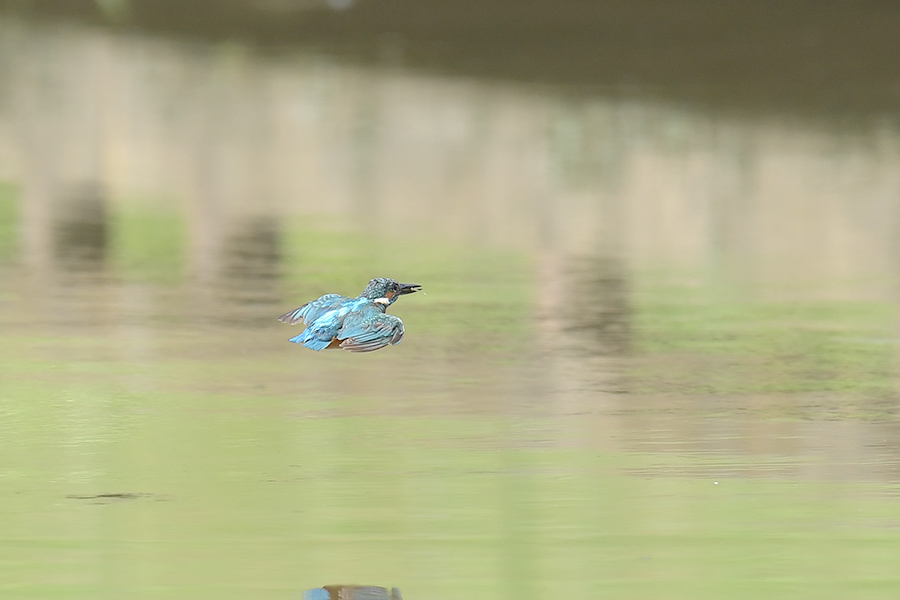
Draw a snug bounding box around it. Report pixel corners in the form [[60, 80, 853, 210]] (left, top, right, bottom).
[[1, 12, 900, 600], [304, 585, 403, 600], [554, 256, 631, 357], [53, 183, 108, 270], [216, 217, 282, 325]]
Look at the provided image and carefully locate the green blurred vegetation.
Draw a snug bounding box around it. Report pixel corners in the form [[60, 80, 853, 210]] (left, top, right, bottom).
[[631, 275, 897, 416], [109, 203, 186, 283], [0, 182, 18, 261]]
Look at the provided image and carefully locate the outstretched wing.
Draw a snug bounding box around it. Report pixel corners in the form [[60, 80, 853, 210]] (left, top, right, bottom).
[[337, 308, 406, 353], [278, 294, 346, 325]]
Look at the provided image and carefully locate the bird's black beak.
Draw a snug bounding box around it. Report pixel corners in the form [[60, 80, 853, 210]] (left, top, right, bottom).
[[398, 283, 422, 295]]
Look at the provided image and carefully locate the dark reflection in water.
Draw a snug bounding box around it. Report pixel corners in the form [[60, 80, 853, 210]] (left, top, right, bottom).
[[53, 183, 107, 270], [216, 216, 283, 324], [560, 256, 630, 357], [221, 217, 281, 283], [304, 585, 403, 600], [211, 217, 282, 325]]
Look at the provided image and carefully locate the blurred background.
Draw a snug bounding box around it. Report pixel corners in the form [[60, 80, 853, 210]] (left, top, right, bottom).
[[1, 1, 900, 599]]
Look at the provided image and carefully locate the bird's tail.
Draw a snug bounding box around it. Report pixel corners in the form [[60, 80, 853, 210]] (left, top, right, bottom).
[[289, 331, 334, 351]]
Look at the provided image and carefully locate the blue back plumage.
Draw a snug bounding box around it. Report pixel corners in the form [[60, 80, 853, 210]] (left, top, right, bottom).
[[278, 278, 420, 353], [285, 296, 361, 350]]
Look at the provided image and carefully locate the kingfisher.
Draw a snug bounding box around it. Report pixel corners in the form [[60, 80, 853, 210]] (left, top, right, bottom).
[[278, 277, 421, 352]]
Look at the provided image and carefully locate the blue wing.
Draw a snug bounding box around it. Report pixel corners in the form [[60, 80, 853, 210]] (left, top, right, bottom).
[[336, 306, 406, 353], [278, 294, 346, 325]]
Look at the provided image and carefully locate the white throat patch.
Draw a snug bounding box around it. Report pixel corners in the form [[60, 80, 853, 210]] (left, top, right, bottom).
[[374, 297, 391, 305]]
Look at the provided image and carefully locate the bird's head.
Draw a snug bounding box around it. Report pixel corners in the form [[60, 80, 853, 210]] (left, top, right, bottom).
[[362, 277, 421, 304]]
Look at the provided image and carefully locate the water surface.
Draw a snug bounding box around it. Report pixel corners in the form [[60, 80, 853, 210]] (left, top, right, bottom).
[[1, 12, 900, 600]]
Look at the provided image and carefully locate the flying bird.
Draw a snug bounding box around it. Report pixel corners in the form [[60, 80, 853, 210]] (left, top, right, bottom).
[[278, 277, 421, 352]]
